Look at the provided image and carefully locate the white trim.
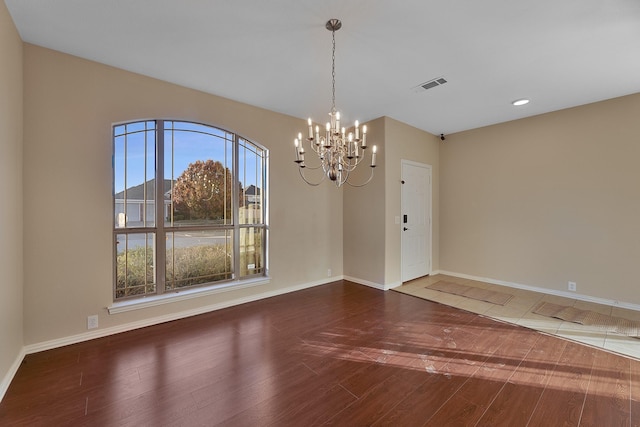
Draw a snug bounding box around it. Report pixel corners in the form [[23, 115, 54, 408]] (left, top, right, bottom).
[[386, 281, 403, 290], [344, 275, 401, 291], [344, 275, 384, 290], [25, 277, 337, 356], [0, 347, 26, 403], [108, 277, 271, 314], [439, 270, 640, 312]]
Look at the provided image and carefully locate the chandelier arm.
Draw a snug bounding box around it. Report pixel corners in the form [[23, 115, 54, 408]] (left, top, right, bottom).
[[308, 142, 320, 154], [344, 168, 375, 188], [307, 139, 326, 158], [333, 167, 349, 187], [341, 154, 370, 173], [341, 156, 365, 171], [301, 163, 324, 171], [298, 155, 325, 170], [299, 140, 325, 170], [298, 167, 326, 186]]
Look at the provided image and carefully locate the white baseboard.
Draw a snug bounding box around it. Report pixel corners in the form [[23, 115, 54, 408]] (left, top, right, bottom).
[[22, 278, 345, 358], [344, 275, 383, 290], [343, 275, 401, 291], [438, 270, 640, 312], [0, 347, 26, 403]]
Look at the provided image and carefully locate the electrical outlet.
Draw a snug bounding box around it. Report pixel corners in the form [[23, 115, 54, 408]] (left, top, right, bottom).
[[327, 269, 332, 277], [87, 315, 99, 330], [568, 281, 577, 292]]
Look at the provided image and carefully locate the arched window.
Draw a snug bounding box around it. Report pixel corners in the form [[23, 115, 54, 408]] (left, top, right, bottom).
[[113, 120, 267, 300]]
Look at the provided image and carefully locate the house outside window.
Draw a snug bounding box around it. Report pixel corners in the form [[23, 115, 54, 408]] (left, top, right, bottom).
[[113, 120, 267, 300]]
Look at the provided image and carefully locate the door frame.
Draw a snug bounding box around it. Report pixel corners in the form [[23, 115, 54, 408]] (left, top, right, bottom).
[[401, 159, 432, 282]]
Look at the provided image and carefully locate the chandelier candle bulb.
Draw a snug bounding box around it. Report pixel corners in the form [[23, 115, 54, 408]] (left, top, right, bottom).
[[355, 121, 360, 139], [308, 118, 313, 138], [315, 125, 320, 143], [336, 112, 340, 131], [371, 145, 377, 167], [362, 125, 367, 148]]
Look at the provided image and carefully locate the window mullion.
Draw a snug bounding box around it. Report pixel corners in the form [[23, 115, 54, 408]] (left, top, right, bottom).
[[155, 120, 166, 294], [233, 134, 240, 279]]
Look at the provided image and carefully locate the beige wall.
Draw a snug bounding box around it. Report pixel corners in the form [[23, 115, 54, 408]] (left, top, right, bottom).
[[343, 117, 386, 285], [440, 93, 640, 305], [22, 44, 343, 345], [0, 0, 24, 394], [383, 117, 440, 286]]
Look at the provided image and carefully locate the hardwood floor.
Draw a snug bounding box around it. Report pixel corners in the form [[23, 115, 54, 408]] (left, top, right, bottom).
[[2, 280, 639, 426]]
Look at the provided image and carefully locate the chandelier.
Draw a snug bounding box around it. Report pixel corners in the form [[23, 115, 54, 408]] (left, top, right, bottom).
[[293, 19, 377, 187]]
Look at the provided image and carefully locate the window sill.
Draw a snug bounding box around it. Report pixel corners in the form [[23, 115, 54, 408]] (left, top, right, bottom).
[[107, 277, 271, 314]]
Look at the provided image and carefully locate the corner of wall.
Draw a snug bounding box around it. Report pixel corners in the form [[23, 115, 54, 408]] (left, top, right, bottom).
[[0, 0, 25, 402]]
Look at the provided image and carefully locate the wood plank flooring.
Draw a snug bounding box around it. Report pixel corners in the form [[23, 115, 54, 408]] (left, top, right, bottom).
[[1, 280, 639, 426]]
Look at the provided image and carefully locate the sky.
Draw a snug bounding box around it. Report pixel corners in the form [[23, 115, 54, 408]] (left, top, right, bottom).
[[114, 121, 262, 194]]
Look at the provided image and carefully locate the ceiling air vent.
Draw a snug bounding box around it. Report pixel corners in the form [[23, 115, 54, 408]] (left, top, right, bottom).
[[413, 77, 447, 93]]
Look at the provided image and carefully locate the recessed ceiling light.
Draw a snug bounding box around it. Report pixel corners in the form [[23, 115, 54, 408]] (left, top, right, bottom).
[[512, 98, 530, 106]]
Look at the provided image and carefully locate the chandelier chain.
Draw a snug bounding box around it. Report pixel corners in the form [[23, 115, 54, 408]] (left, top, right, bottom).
[[331, 28, 336, 112]]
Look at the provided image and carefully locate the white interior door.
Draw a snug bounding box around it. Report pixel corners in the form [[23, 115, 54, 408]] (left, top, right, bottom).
[[401, 160, 432, 282]]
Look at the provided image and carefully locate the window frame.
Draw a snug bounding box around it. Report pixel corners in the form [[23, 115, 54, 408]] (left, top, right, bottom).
[[112, 119, 268, 304]]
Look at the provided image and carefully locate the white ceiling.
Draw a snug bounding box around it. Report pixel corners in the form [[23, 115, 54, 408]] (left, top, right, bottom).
[[6, 0, 640, 135]]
